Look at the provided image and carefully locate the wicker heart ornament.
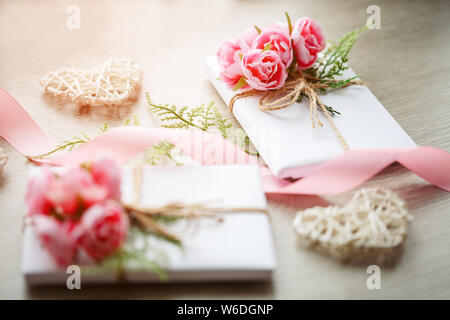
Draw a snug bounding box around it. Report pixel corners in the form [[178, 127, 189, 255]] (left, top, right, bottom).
[[293, 188, 412, 263], [40, 58, 142, 107]]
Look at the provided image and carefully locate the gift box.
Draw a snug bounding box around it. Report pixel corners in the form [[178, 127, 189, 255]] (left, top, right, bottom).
[[206, 57, 417, 178], [22, 165, 276, 285]]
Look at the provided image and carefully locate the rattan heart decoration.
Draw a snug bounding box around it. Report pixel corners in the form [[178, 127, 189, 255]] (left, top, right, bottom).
[[40, 58, 142, 107], [293, 188, 412, 263]]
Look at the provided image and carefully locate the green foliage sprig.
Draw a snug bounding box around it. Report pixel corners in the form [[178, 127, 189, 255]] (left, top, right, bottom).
[[147, 92, 257, 155], [147, 92, 216, 131], [293, 24, 368, 116], [213, 105, 233, 138], [145, 141, 181, 166], [28, 116, 141, 160], [28, 133, 91, 160], [315, 25, 368, 87]]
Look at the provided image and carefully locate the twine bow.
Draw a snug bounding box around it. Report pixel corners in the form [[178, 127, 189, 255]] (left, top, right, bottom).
[[122, 166, 269, 243], [229, 71, 363, 151]]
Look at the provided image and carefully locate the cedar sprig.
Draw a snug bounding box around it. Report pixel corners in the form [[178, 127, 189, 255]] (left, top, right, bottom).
[[123, 115, 140, 127], [213, 106, 232, 138], [147, 92, 215, 131], [28, 117, 140, 160], [28, 132, 90, 160], [57, 132, 91, 151], [145, 141, 181, 166], [316, 25, 368, 86], [147, 93, 258, 155]]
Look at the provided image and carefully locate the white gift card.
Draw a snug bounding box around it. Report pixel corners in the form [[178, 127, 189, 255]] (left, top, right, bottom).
[[22, 165, 276, 285], [206, 57, 416, 178]]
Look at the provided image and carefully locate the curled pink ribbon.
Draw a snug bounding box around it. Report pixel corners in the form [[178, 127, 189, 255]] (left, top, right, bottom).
[[1, 88, 449, 195]]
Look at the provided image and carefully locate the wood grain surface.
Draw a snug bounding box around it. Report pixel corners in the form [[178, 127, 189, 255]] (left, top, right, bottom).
[[0, 0, 449, 299]]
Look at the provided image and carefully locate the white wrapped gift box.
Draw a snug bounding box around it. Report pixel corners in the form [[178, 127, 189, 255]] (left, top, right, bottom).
[[206, 57, 416, 178], [22, 165, 276, 285]]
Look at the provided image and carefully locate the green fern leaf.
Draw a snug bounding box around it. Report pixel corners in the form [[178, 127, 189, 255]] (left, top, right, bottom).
[[316, 25, 367, 80]]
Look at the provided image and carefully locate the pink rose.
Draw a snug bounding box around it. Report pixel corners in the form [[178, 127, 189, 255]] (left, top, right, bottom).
[[241, 49, 288, 90], [26, 157, 121, 220], [45, 178, 80, 215], [25, 166, 54, 215], [32, 215, 80, 267], [90, 157, 121, 200], [217, 40, 246, 87], [291, 17, 326, 69], [217, 40, 241, 68], [238, 27, 259, 52], [45, 166, 108, 217], [79, 200, 128, 261], [266, 22, 290, 36], [253, 28, 293, 67], [219, 65, 244, 88]]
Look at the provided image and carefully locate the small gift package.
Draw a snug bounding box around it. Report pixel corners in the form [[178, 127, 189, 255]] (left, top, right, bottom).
[[206, 56, 416, 178], [22, 164, 276, 285], [206, 16, 416, 178]]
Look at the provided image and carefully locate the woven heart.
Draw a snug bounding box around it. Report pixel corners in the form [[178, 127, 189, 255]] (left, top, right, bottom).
[[293, 188, 412, 263], [40, 58, 142, 107]]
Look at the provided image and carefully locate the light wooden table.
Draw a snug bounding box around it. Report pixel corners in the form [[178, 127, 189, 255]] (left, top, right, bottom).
[[1, 0, 449, 299]]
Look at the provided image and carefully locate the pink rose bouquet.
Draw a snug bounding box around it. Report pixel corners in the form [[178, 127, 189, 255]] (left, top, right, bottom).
[[216, 14, 367, 149], [217, 13, 326, 91], [25, 157, 128, 266]]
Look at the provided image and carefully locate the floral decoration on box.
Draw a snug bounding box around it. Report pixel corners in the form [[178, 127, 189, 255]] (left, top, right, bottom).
[[217, 13, 366, 150]]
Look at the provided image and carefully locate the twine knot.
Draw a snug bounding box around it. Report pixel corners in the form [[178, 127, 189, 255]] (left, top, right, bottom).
[[229, 71, 363, 151]]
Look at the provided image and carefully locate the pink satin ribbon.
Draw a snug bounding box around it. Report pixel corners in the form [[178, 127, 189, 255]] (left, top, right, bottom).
[[1, 88, 449, 195]]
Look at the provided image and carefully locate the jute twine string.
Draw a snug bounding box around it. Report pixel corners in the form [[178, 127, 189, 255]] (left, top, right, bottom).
[[40, 58, 142, 107], [229, 71, 364, 151], [122, 166, 269, 243], [293, 188, 412, 263]]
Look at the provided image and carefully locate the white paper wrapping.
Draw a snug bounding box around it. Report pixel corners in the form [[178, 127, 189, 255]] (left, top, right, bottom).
[[22, 165, 276, 285], [206, 56, 416, 178]]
